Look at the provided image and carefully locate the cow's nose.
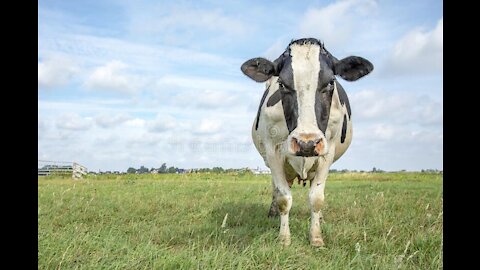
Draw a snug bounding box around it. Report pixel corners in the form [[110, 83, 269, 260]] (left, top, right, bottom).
[[291, 135, 324, 157]]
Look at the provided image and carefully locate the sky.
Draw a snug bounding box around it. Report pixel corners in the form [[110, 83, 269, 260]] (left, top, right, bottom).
[[38, 0, 443, 172]]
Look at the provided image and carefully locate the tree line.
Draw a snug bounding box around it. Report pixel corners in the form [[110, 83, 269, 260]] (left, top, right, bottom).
[[126, 164, 242, 174], [126, 163, 181, 174]]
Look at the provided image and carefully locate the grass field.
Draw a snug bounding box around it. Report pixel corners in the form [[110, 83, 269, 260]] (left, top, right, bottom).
[[38, 172, 443, 269]]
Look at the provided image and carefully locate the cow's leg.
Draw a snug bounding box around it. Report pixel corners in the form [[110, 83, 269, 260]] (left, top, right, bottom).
[[267, 154, 292, 246], [309, 158, 332, 247], [268, 180, 279, 217], [269, 176, 294, 217]]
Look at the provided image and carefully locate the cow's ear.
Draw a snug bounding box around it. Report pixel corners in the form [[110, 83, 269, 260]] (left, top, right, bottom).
[[334, 56, 373, 81], [241, 57, 276, 82]]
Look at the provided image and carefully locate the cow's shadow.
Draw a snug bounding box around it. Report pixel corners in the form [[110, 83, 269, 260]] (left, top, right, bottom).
[[204, 201, 280, 247]]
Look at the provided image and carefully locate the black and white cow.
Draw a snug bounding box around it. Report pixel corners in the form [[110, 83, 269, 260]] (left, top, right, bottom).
[[241, 38, 373, 246]]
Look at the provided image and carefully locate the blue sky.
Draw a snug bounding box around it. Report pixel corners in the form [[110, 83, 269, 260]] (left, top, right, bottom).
[[38, 0, 443, 172]]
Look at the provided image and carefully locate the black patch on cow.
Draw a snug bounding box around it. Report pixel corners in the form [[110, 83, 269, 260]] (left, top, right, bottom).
[[266, 89, 282, 107], [313, 57, 335, 133], [341, 114, 347, 143], [335, 82, 352, 118], [281, 88, 298, 133], [315, 87, 333, 133], [289, 38, 322, 47], [255, 86, 270, 130], [265, 84, 298, 133]]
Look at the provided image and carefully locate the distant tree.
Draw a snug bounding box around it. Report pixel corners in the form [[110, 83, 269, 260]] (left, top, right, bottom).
[[372, 167, 377, 173], [167, 166, 176, 173], [159, 163, 167, 173], [127, 167, 136, 174], [212, 167, 224, 173], [138, 165, 149, 174]]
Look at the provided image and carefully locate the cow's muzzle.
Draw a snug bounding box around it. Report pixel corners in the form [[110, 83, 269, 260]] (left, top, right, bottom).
[[291, 135, 325, 157]]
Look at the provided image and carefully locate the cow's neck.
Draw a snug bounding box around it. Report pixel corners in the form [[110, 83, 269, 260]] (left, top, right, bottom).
[[286, 156, 318, 180]]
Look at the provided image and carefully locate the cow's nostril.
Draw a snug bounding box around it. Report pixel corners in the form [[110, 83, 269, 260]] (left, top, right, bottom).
[[315, 139, 324, 154], [291, 137, 301, 153]]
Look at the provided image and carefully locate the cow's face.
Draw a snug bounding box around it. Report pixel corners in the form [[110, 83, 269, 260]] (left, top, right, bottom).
[[241, 38, 373, 157]]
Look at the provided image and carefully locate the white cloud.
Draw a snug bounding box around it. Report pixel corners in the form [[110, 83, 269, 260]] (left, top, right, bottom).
[[38, 117, 47, 139], [350, 89, 442, 126], [372, 124, 398, 141], [156, 75, 246, 92], [194, 119, 223, 134], [147, 115, 177, 133], [176, 89, 239, 109], [155, 75, 249, 109], [387, 18, 443, 74], [95, 113, 132, 128], [263, 39, 288, 61], [84, 60, 144, 94], [127, 6, 249, 46], [124, 118, 146, 128], [38, 55, 78, 89], [55, 113, 92, 131], [298, 0, 377, 48]]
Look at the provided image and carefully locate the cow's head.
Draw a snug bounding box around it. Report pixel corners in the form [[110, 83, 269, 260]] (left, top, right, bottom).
[[241, 38, 373, 157]]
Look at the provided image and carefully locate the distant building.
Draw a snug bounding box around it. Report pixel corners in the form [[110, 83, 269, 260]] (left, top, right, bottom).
[[250, 167, 271, 175], [38, 160, 87, 179]]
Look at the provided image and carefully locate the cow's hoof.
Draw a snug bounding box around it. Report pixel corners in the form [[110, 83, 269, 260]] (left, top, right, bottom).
[[310, 237, 324, 247], [279, 235, 291, 246]]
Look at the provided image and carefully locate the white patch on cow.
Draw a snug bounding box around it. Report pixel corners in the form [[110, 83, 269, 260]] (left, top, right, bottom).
[[326, 82, 343, 139], [289, 43, 321, 134], [330, 81, 353, 161]]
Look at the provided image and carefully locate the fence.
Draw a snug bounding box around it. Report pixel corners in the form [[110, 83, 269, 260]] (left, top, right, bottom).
[[38, 160, 88, 179]]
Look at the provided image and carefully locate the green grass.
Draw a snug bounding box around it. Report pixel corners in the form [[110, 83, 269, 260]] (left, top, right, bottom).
[[38, 172, 443, 269]]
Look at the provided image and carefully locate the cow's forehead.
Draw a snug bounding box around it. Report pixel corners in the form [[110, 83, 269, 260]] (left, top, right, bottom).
[[278, 41, 334, 84], [288, 38, 322, 47]]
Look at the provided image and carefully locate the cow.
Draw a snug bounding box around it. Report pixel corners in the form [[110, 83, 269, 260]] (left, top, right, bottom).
[[240, 38, 373, 246]]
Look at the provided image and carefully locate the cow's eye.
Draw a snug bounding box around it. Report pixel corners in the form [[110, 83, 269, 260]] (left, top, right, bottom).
[[278, 80, 294, 92], [328, 79, 335, 86]]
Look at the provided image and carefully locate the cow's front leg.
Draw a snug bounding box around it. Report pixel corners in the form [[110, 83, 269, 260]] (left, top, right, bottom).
[[269, 175, 294, 217], [309, 156, 333, 247], [268, 181, 279, 217], [267, 154, 292, 246]]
